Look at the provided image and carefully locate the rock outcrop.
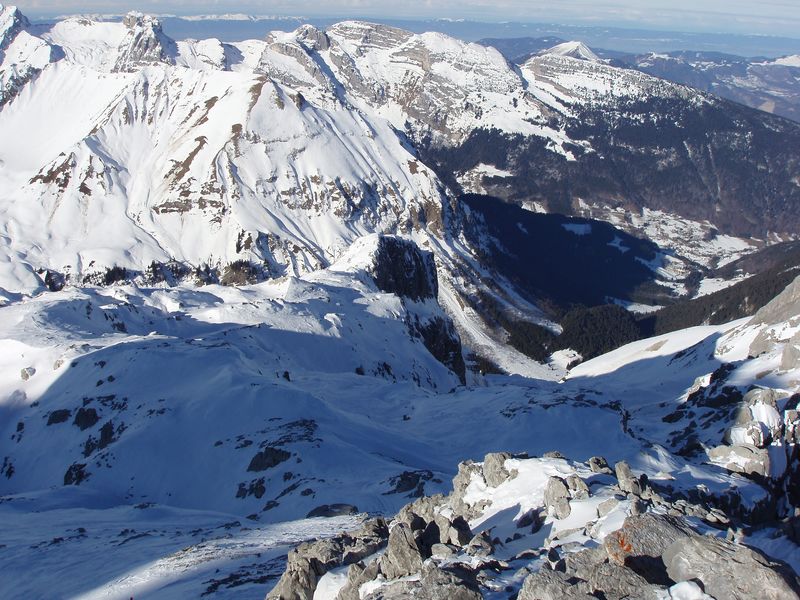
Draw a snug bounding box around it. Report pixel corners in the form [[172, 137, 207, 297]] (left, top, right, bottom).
[[266, 451, 800, 599], [362, 235, 466, 383], [114, 13, 177, 72], [367, 235, 438, 302], [664, 534, 800, 600], [266, 518, 389, 600]]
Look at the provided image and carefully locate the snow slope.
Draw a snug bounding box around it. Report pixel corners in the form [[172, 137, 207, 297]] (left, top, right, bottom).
[[541, 40, 601, 62], [2, 270, 799, 598], [1, 7, 746, 298]]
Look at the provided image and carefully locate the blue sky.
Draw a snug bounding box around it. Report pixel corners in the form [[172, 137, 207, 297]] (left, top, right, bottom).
[[11, 0, 800, 37]]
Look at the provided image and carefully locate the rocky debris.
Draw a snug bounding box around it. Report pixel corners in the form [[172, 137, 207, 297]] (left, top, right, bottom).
[[395, 493, 447, 527], [707, 443, 770, 477], [247, 447, 291, 472], [267, 452, 800, 600], [566, 474, 590, 499], [306, 504, 359, 518], [20, 367, 35, 381], [266, 518, 388, 600], [663, 534, 800, 599], [544, 476, 571, 519], [614, 460, 645, 496], [430, 542, 458, 558], [450, 460, 488, 521], [482, 452, 516, 487], [597, 497, 620, 518], [587, 455, 613, 474], [693, 382, 800, 514], [363, 563, 482, 599], [525, 512, 800, 600], [435, 514, 473, 547], [464, 530, 494, 557], [379, 523, 425, 579], [336, 561, 380, 600], [741, 387, 787, 443]]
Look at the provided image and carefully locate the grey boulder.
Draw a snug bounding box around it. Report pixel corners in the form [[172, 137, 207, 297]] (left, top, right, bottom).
[[663, 535, 800, 600], [544, 476, 571, 519]]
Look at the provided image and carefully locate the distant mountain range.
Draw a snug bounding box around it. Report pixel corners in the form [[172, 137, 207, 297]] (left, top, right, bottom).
[[481, 36, 800, 122]]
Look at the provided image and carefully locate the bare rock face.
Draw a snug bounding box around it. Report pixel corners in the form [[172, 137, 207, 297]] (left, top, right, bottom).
[[379, 523, 425, 579], [0, 5, 53, 108], [543, 476, 571, 519], [584, 561, 664, 600], [663, 535, 800, 600], [749, 275, 800, 357], [366, 235, 466, 383], [114, 13, 176, 72], [368, 235, 438, 301], [266, 518, 389, 600], [782, 332, 800, 371], [603, 513, 695, 584]]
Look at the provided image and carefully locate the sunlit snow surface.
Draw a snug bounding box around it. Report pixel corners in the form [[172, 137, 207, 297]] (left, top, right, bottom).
[[1, 263, 797, 597]]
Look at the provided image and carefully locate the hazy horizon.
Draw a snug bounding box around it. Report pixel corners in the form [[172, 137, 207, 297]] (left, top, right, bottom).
[[9, 0, 800, 39]]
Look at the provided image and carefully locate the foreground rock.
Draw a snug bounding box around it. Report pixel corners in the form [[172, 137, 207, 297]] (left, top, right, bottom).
[[664, 534, 800, 600], [266, 452, 800, 599], [266, 518, 388, 600]]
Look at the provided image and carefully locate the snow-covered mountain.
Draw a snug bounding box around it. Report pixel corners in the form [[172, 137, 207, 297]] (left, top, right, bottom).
[[626, 50, 800, 123], [0, 10, 466, 299], [539, 40, 601, 62], [1, 8, 800, 596], [2, 6, 799, 301]]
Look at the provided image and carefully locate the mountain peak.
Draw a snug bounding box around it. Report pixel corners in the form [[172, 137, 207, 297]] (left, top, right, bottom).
[[114, 11, 176, 72], [542, 40, 600, 62], [1, 4, 29, 42]]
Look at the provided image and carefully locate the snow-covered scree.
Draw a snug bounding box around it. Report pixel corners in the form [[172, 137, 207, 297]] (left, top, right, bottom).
[[3, 270, 800, 598], [262, 276, 800, 599]]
